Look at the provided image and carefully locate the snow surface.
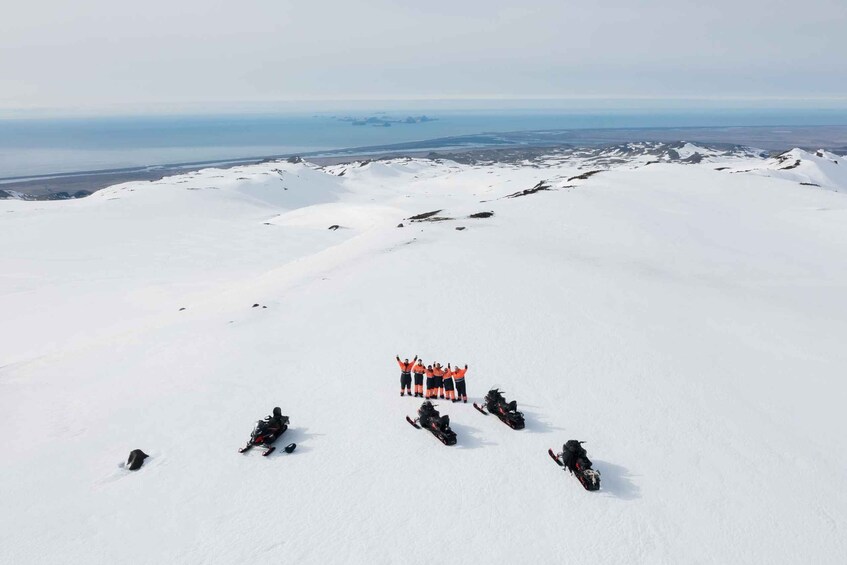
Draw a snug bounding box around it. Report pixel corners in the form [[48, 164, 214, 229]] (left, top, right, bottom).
[[2, 151, 847, 564]]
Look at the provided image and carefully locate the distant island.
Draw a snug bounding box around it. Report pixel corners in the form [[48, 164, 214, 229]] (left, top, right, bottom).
[[333, 114, 437, 127]]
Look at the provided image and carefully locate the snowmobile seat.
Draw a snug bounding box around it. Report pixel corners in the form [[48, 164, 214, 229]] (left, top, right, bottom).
[[504, 400, 517, 412], [564, 440, 586, 456], [576, 456, 593, 470], [438, 414, 451, 431]]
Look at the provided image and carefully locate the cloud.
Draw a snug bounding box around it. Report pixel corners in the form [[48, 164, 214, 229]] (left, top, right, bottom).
[[1, 0, 845, 112]]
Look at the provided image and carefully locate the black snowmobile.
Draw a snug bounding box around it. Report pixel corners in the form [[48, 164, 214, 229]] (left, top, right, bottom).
[[239, 407, 297, 456], [406, 401, 457, 445], [548, 440, 600, 491], [474, 389, 525, 429]]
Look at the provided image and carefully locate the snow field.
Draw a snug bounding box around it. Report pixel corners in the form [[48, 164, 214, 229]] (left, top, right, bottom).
[[1, 149, 846, 564]]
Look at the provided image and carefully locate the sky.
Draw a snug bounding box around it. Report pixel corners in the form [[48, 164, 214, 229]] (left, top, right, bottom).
[[1, 0, 846, 115]]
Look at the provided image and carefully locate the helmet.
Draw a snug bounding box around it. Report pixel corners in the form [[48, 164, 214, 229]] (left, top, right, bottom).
[[273, 407, 282, 418]]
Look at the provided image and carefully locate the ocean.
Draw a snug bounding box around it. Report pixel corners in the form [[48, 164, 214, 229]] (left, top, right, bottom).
[[2, 108, 847, 180]]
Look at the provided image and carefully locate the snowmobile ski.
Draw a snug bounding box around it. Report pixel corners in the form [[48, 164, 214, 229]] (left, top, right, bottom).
[[242, 442, 296, 457], [473, 402, 488, 415], [406, 415, 421, 429], [548, 448, 563, 466]]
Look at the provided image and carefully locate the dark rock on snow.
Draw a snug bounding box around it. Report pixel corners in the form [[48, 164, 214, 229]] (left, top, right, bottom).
[[506, 181, 551, 198], [408, 209, 442, 221], [567, 170, 603, 182]]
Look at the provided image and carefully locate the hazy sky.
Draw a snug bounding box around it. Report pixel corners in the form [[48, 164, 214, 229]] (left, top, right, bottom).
[[1, 0, 846, 114]]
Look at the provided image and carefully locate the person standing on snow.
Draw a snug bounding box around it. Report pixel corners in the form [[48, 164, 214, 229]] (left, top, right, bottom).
[[452, 364, 469, 403], [396, 355, 417, 397], [443, 364, 456, 402], [413, 359, 426, 397], [425, 365, 435, 398], [432, 363, 445, 399]]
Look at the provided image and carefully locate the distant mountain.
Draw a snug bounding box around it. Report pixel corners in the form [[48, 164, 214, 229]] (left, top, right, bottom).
[[0, 189, 91, 201]]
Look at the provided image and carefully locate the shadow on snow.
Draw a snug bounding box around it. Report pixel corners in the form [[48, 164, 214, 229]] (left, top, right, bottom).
[[521, 408, 565, 434], [450, 421, 496, 450], [271, 426, 322, 456], [594, 460, 641, 500]]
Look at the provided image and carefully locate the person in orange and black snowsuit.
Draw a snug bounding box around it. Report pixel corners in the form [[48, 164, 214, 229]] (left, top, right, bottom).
[[396, 355, 417, 397], [424, 365, 435, 398], [443, 364, 456, 402], [432, 363, 445, 399], [452, 364, 469, 403], [412, 360, 426, 397]]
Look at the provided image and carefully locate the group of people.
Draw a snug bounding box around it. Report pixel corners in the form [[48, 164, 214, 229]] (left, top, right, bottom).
[[396, 355, 469, 403]]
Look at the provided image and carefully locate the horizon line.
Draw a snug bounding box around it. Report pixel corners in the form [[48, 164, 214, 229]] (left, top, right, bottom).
[[3, 95, 847, 119]]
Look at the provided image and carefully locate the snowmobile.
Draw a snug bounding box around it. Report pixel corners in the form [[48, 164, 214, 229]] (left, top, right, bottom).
[[406, 401, 457, 445], [548, 440, 600, 491], [239, 407, 297, 456], [474, 388, 525, 429]]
